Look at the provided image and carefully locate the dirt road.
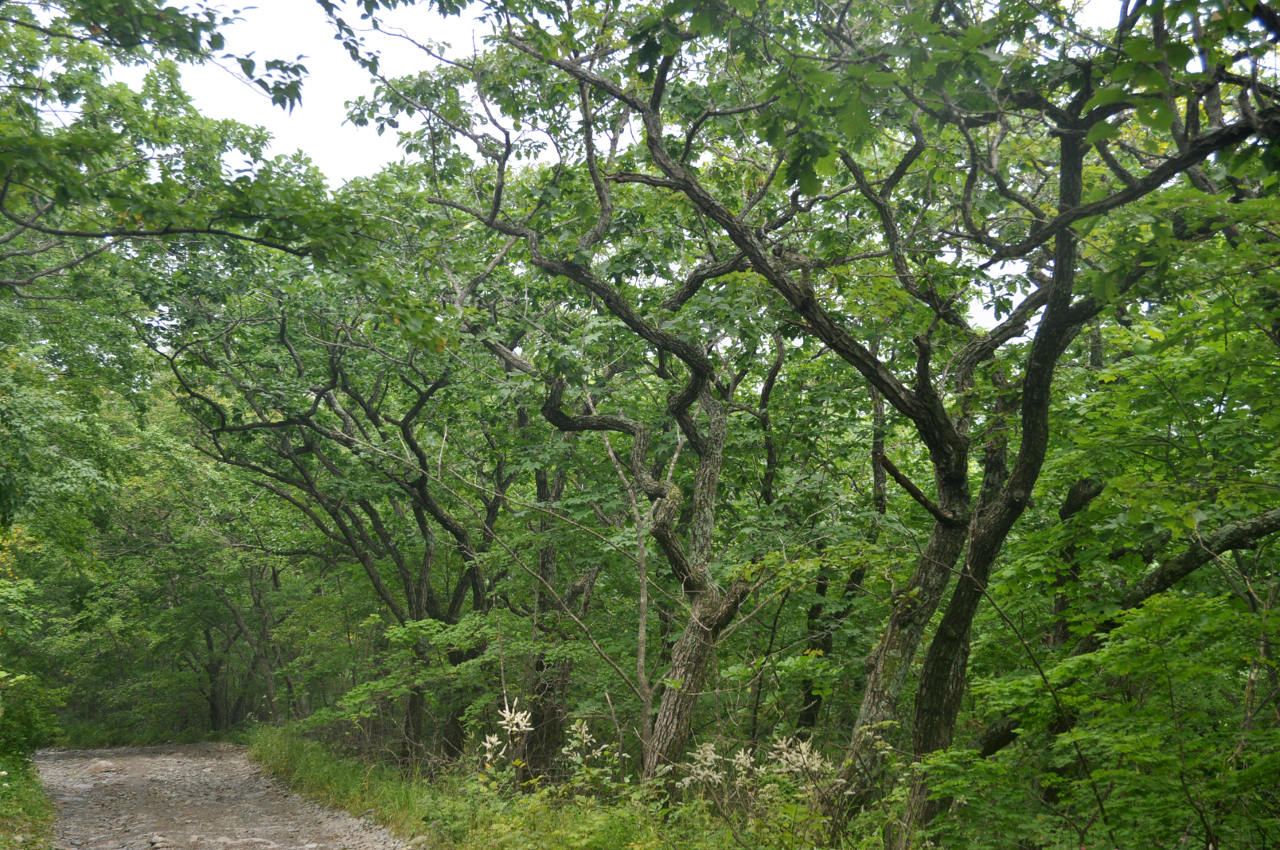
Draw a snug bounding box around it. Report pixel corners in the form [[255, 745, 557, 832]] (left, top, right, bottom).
[[33, 744, 407, 850]]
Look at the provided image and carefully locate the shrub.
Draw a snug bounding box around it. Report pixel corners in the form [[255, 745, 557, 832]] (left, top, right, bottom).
[[0, 672, 60, 758]]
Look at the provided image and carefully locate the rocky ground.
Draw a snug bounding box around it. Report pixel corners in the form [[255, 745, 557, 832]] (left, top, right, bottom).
[[33, 744, 407, 850]]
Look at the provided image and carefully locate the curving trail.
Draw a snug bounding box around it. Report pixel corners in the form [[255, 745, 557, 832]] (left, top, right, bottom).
[[34, 744, 406, 850]]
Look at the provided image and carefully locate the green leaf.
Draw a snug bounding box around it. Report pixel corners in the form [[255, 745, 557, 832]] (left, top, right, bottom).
[[1082, 86, 1131, 114], [1085, 121, 1121, 145], [1136, 101, 1175, 132]]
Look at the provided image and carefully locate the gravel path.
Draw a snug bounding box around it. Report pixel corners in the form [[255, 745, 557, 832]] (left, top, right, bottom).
[[33, 744, 407, 850]]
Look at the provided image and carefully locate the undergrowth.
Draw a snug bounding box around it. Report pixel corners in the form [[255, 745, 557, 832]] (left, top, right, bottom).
[[0, 755, 53, 850], [248, 725, 834, 849]]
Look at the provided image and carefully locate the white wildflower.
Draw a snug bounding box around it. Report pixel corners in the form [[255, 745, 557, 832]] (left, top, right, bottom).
[[562, 718, 609, 763], [569, 718, 595, 750], [729, 747, 757, 784], [482, 733, 506, 764], [679, 741, 725, 788], [769, 736, 831, 778], [498, 698, 533, 738]]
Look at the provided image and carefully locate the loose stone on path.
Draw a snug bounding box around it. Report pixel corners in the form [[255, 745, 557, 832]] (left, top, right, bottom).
[[34, 743, 405, 850]]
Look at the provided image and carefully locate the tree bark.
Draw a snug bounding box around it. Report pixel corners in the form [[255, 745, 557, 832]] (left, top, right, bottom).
[[834, 517, 969, 804], [403, 685, 429, 762], [643, 587, 749, 777], [524, 467, 573, 777]]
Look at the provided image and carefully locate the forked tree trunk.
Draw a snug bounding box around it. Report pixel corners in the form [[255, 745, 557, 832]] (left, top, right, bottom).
[[887, 134, 1091, 846], [642, 588, 747, 777], [831, 509, 970, 819]]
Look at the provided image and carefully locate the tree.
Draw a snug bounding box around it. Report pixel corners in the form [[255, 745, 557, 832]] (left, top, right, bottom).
[[0, 0, 317, 292], [343, 0, 1280, 833], [3, 1, 1279, 845], [0, 0, 344, 529]]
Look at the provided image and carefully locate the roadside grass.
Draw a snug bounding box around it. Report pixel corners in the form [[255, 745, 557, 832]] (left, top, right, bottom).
[[247, 726, 754, 850], [0, 755, 53, 850]]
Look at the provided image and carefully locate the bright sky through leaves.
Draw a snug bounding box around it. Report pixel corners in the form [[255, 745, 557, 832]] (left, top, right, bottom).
[[180, 0, 481, 184], [179, 1, 1120, 185]]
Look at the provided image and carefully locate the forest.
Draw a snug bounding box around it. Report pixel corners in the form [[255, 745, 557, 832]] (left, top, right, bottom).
[[2, 0, 1279, 846]]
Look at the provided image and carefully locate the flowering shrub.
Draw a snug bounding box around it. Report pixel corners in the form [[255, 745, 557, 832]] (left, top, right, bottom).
[[671, 735, 839, 844], [474, 703, 836, 846], [478, 698, 536, 789], [497, 699, 533, 738], [557, 719, 629, 798]]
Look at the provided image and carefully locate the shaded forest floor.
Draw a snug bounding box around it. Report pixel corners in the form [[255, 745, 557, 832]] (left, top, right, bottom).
[[34, 744, 405, 850]]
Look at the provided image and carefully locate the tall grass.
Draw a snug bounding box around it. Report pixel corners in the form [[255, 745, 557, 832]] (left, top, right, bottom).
[[0, 755, 53, 850], [247, 726, 760, 850]]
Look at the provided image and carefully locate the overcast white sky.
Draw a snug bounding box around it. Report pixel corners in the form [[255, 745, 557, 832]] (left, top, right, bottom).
[[180, 0, 483, 185], [179, 1, 1121, 187]]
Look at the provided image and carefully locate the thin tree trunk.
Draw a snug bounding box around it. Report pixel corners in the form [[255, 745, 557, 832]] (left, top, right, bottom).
[[403, 685, 429, 762], [798, 379, 886, 735], [796, 573, 832, 736], [524, 467, 571, 777]]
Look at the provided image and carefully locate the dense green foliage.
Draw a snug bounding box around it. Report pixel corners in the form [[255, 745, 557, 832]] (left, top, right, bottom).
[[3, 0, 1280, 846], [0, 753, 53, 850]]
